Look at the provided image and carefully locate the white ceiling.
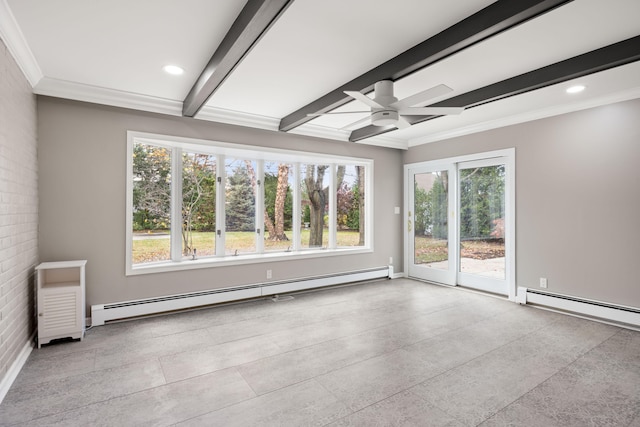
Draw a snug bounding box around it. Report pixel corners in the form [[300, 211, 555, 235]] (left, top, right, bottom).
[[2, 0, 640, 149]]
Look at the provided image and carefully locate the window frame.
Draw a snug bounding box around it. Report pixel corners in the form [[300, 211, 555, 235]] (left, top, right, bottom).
[[126, 131, 374, 276]]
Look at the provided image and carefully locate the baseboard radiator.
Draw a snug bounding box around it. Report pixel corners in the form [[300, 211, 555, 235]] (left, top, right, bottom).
[[91, 267, 389, 326], [516, 287, 640, 328]]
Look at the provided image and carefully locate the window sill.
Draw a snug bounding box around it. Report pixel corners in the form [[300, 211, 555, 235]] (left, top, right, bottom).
[[126, 247, 373, 276]]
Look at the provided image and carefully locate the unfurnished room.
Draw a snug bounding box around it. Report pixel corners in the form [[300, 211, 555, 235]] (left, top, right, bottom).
[[0, 0, 639, 425]]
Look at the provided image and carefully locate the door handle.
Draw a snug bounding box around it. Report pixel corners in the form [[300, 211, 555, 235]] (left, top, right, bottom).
[[408, 219, 412, 232]]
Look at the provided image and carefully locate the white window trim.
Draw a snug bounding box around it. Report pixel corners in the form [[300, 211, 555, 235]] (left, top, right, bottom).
[[126, 131, 374, 276]]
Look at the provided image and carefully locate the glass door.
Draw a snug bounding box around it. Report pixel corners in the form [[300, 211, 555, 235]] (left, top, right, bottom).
[[457, 158, 508, 295], [407, 164, 456, 285], [405, 150, 514, 298]]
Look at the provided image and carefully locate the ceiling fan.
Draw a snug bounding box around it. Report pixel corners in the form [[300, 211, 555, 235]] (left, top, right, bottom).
[[308, 80, 464, 130]]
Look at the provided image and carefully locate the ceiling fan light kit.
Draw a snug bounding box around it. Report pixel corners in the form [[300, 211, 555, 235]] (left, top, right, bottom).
[[371, 109, 399, 126]]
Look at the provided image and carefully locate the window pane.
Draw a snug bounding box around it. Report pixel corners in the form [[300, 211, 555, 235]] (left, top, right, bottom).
[[414, 171, 448, 269], [182, 152, 216, 259], [336, 165, 365, 247], [300, 164, 329, 249], [459, 165, 505, 279], [225, 158, 257, 255], [264, 162, 293, 252], [132, 143, 172, 264]]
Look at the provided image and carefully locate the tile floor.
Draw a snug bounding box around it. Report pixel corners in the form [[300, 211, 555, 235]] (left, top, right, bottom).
[[1, 279, 639, 426]]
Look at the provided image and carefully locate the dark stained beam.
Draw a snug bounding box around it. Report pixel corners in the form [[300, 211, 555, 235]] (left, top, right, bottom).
[[183, 0, 294, 117], [279, 0, 573, 132], [349, 35, 640, 142]]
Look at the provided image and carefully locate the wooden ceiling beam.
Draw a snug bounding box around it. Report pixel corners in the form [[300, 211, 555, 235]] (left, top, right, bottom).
[[349, 35, 640, 142], [278, 0, 573, 132], [182, 0, 294, 117]]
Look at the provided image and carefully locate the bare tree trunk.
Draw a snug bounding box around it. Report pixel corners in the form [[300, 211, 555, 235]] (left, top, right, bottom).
[[244, 160, 275, 238], [357, 165, 365, 246], [273, 163, 289, 241], [336, 165, 345, 190], [305, 165, 328, 247]]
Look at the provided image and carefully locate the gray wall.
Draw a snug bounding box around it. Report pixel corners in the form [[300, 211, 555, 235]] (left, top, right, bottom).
[[405, 99, 640, 308], [0, 39, 38, 384], [37, 97, 404, 308]]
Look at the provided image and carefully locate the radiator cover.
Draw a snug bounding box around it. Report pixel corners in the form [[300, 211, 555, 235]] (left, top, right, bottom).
[[91, 267, 389, 326]]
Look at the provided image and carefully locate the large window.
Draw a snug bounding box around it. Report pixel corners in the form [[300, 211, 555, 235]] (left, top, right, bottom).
[[127, 132, 373, 275]]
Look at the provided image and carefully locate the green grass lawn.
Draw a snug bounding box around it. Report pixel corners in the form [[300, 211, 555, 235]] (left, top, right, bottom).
[[414, 236, 448, 264], [133, 230, 363, 264]]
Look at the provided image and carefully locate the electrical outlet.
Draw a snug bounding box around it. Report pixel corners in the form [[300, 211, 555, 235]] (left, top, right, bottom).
[[389, 257, 393, 265], [539, 277, 548, 288], [266, 269, 272, 279]]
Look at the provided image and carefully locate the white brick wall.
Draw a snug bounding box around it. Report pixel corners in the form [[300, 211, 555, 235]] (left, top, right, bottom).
[[0, 37, 38, 385]]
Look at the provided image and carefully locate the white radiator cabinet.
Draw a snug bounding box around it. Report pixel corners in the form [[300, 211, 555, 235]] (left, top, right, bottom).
[[36, 260, 87, 348]]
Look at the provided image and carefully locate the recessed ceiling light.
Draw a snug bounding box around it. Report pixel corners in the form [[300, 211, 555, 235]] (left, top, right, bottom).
[[163, 65, 184, 76], [566, 85, 586, 94]]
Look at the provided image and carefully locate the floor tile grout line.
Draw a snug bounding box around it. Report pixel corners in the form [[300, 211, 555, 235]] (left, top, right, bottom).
[[310, 312, 625, 426], [64, 298, 464, 390], [11, 289, 537, 408], [402, 316, 624, 426], [226, 302, 489, 395], [11, 362, 272, 427], [5, 280, 636, 426], [165, 366, 264, 426], [225, 297, 541, 399], [475, 328, 626, 426], [4, 357, 171, 426], [404, 313, 567, 398]]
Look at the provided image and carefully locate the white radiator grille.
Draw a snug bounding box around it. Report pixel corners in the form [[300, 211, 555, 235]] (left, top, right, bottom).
[[43, 292, 78, 332]]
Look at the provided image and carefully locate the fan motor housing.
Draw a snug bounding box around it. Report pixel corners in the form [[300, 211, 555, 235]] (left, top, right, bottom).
[[371, 109, 399, 126]]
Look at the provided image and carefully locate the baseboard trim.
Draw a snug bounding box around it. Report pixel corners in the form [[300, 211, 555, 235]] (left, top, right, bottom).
[[0, 333, 34, 404], [517, 287, 640, 329]]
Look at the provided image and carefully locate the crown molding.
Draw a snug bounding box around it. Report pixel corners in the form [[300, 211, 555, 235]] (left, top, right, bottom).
[[197, 107, 408, 149], [195, 105, 280, 131], [409, 87, 640, 147], [32, 76, 409, 149], [34, 77, 183, 116], [290, 123, 408, 150], [289, 124, 349, 142], [0, 0, 43, 86], [357, 135, 408, 150]]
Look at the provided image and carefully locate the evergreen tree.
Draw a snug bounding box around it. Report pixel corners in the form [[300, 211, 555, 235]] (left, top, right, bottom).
[[226, 166, 255, 232], [459, 166, 505, 240], [132, 143, 171, 231], [430, 176, 448, 239]]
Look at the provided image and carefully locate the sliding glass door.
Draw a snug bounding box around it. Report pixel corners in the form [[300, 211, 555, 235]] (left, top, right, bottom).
[[407, 164, 456, 285], [405, 150, 514, 298], [457, 158, 508, 294]]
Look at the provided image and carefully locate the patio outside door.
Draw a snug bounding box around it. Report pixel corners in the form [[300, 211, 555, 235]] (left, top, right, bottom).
[[405, 150, 514, 298], [407, 164, 456, 286]]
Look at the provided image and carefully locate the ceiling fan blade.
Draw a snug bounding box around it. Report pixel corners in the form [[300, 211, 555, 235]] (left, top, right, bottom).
[[394, 116, 411, 129], [398, 106, 464, 116], [390, 84, 453, 110], [306, 111, 370, 117], [344, 91, 384, 109], [340, 116, 371, 130]]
